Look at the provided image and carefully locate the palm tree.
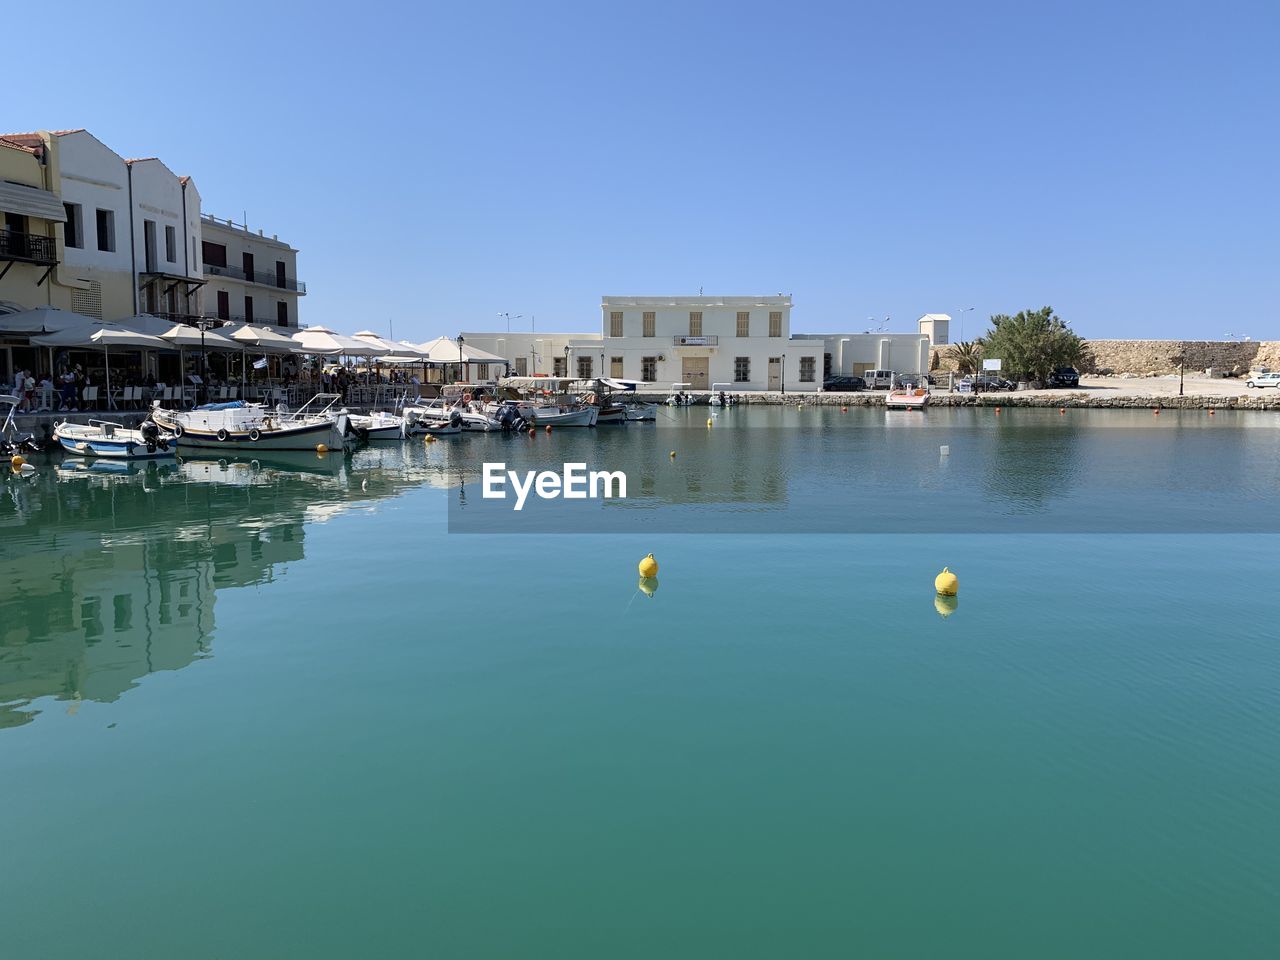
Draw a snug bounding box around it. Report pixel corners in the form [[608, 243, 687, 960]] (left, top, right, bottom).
[[950, 340, 983, 375]]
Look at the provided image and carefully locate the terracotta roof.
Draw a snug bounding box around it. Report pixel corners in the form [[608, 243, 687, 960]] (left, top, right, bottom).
[[0, 136, 36, 155]]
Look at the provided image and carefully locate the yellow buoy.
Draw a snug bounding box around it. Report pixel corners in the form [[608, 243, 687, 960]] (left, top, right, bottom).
[[706, 418, 713, 427], [934, 594, 958, 618], [424, 434, 437, 443], [638, 576, 659, 598], [638, 553, 659, 578], [10, 454, 26, 469], [934, 566, 958, 596], [316, 443, 328, 455], [669, 450, 676, 459]]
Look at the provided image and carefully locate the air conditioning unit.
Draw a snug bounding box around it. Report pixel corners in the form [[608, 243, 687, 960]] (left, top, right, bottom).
[[657, 354, 665, 362]]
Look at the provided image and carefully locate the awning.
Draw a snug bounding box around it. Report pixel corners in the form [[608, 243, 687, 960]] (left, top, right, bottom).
[[0, 181, 66, 222]]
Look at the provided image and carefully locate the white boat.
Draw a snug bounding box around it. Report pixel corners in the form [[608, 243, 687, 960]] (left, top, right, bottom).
[[54, 419, 176, 459], [419, 420, 463, 437], [494, 377, 599, 426], [886, 388, 930, 410], [529, 404, 598, 427], [404, 387, 501, 432], [1, 394, 43, 462], [665, 382, 694, 406], [624, 403, 658, 421], [347, 410, 405, 441], [151, 393, 355, 451], [708, 383, 738, 406]]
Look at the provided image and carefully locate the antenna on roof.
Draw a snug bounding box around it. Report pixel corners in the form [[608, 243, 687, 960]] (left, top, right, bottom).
[[699, 286, 703, 295]]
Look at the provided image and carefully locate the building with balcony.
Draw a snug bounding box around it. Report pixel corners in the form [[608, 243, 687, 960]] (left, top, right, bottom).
[[589, 295, 825, 391], [0, 135, 66, 320], [200, 216, 305, 327]]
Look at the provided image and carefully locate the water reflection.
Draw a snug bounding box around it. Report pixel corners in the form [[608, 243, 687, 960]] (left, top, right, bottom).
[[0, 447, 434, 729]]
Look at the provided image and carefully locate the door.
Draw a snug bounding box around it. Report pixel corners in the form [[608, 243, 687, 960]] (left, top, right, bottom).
[[216, 291, 230, 320], [275, 260, 286, 288], [610, 356, 624, 378], [243, 252, 255, 283], [682, 357, 709, 390], [768, 357, 782, 390]]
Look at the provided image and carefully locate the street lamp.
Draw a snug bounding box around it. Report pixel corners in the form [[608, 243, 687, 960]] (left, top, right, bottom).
[[781, 353, 786, 395], [564, 344, 571, 379], [1173, 343, 1186, 396], [456, 334, 465, 384], [195, 318, 216, 406], [958, 306, 975, 342], [498, 312, 523, 332]]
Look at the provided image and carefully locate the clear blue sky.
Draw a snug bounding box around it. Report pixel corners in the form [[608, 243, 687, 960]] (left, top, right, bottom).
[[10, 0, 1278, 341]]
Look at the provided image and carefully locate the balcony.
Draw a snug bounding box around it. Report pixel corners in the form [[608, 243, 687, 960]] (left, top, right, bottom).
[[0, 230, 58, 266], [672, 335, 718, 346], [203, 262, 307, 294]]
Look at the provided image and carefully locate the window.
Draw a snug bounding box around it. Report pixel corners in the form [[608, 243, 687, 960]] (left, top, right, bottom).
[[643, 311, 655, 337], [514, 357, 528, 375], [824, 353, 832, 378], [243, 252, 255, 281], [474, 363, 489, 380], [610, 311, 623, 337], [4, 211, 27, 235], [734, 357, 751, 382], [769, 311, 782, 337], [610, 356, 624, 377], [553, 356, 566, 376], [63, 203, 83, 248], [576, 355, 593, 379], [244, 296, 254, 323], [143, 219, 156, 271], [689, 311, 702, 337], [799, 357, 816, 382], [202, 241, 227, 268], [95, 208, 115, 252], [192, 237, 197, 269], [165, 224, 177, 263], [736, 311, 749, 337], [216, 291, 230, 320], [276, 301, 288, 326], [642, 356, 657, 381], [275, 261, 286, 288]]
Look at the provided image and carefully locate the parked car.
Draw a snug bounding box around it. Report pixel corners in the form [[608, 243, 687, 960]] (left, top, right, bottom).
[[822, 375, 866, 392], [1048, 367, 1080, 388], [1245, 372, 1280, 388], [862, 369, 897, 390]]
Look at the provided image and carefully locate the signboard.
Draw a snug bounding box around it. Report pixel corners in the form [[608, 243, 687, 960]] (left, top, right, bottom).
[[982, 358, 1003, 371], [678, 336, 712, 346]]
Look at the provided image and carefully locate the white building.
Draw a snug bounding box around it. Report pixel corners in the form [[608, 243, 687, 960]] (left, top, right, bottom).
[[917, 313, 950, 345], [585, 295, 825, 391], [200, 215, 305, 327], [809, 332, 933, 380], [458, 331, 595, 377]]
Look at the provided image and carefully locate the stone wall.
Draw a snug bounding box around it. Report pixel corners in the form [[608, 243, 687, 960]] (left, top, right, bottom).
[[930, 340, 1280, 376]]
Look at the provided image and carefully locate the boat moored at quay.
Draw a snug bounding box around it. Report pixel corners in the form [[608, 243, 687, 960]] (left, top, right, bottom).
[[151, 394, 356, 451], [54, 419, 176, 459]]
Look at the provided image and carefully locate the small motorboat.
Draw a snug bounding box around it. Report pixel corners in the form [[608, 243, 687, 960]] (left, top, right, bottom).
[[54, 418, 176, 459], [624, 403, 658, 421], [665, 382, 694, 406], [420, 419, 463, 437], [886, 388, 929, 410], [708, 383, 738, 407], [347, 410, 405, 441], [1, 394, 43, 462], [151, 393, 355, 451]]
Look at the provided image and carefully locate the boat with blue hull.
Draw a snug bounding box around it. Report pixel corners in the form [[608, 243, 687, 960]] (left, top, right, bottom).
[[54, 419, 176, 459]]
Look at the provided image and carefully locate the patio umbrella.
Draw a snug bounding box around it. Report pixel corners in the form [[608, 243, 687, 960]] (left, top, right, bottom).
[[219, 323, 305, 393], [352, 330, 423, 356], [294, 325, 390, 357], [0, 305, 98, 335], [32, 322, 172, 406], [416, 335, 510, 382]]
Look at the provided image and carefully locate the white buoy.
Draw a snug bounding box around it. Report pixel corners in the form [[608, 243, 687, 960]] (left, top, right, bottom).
[[940, 445, 950, 456]]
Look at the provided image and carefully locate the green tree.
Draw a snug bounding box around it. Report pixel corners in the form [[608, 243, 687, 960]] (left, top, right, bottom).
[[978, 307, 1083, 382], [949, 340, 983, 374]]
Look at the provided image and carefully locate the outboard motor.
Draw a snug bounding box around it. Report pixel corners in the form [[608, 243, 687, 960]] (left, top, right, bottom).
[[140, 419, 160, 453], [449, 411, 463, 428]]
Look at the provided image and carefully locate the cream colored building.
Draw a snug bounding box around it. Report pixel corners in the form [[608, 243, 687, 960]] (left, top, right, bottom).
[[917, 313, 951, 345], [200, 215, 305, 327], [458, 331, 598, 377]]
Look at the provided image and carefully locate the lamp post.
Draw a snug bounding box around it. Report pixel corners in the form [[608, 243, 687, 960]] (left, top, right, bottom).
[[958, 306, 975, 342], [564, 344, 571, 379], [195, 318, 215, 406], [498, 312, 523, 332], [781, 353, 786, 395], [1173, 343, 1186, 396], [456, 334, 465, 384]]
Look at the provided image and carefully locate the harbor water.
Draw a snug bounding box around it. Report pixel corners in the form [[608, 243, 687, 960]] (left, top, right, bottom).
[[2, 407, 1278, 958]]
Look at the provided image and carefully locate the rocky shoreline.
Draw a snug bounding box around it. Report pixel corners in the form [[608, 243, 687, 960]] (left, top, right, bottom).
[[634, 391, 1280, 410]]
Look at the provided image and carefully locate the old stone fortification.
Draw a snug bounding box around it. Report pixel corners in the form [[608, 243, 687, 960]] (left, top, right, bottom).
[[930, 340, 1280, 376]]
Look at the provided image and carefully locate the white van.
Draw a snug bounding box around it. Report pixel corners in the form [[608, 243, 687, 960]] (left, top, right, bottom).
[[862, 369, 897, 390]]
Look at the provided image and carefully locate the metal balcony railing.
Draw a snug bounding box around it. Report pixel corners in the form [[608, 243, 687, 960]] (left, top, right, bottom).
[[203, 261, 307, 293], [0, 230, 58, 265], [672, 334, 718, 346]]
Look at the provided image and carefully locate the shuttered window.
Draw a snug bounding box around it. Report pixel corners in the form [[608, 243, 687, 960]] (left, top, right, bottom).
[[689, 312, 702, 336], [736, 311, 749, 337], [642, 312, 655, 337], [769, 311, 782, 337], [610, 311, 624, 337]]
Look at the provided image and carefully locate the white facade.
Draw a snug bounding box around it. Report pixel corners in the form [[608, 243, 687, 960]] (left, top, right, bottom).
[[809, 333, 933, 379], [591, 295, 824, 391], [459, 331, 600, 377], [45, 130, 203, 321], [918, 313, 950, 345], [200, 216, 305, 328]]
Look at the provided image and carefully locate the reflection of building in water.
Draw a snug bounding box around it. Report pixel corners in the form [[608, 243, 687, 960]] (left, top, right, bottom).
[[0, 448, 430, 729]]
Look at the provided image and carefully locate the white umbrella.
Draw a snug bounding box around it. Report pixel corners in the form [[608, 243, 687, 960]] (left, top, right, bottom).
[[159, 323, 237, 349], [352, 330, 423, 356], [294, 325, 389, 357], [220, 322, 304, 353], [0, 305, 98, 335], [32, 322, 173, 406]]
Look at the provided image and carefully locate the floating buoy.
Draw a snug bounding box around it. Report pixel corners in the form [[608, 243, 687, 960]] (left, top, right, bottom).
[[706, 418, 713, 428], [1154, 408, 1160, 415], [528, 427, 536, 436], [361, 479, 368, 491], [935, 594, 958, 618], [10, 454, 25, 469], [638, 553, 659, 578], [1208, 409, 1215, 416], [545, 424, 552, 433], [669, 450, 676, 459], [841, 406, 847, 413], [934, 566, 958, 596], [939, 445, 950, 456], [637, 576, 659, 598], [995, 406, 1001, 414], [1059, 407, 1065, 414], [425, 435, 437, 443], [316, 443, 328, 455]]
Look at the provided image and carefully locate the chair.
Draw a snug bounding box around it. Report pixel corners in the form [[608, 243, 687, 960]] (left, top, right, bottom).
[[226, 385, 239, 400], [82, 386, 99, 409]]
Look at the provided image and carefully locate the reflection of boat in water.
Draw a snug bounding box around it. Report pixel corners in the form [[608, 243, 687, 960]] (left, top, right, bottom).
[[54, 419, 175, 459], [57, 457, 178, 478], [152, 393, 355, 451], [175, 449, 349, 482], [346, 410, 405, 441], [1, 394, 43, 462], [886, 388, 929, 411]]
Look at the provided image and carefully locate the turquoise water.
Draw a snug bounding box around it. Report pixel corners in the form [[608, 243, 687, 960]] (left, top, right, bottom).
[[2, 408, 1278, 958]]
